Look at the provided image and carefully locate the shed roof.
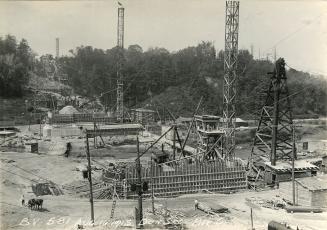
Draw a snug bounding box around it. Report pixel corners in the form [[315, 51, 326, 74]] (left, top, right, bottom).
[[296, 175, 327, 191], [176, 116, 193, 122], [265, 159, 319, 172], [131, 108, 155, 113]]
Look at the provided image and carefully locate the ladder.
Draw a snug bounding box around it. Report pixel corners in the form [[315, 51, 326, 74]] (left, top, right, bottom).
[[110, 199, 117, 219], [110, 172, 120, 219]]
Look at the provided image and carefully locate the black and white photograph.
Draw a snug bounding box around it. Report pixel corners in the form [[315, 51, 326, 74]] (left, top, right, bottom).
[[0, 0, 327, 229]]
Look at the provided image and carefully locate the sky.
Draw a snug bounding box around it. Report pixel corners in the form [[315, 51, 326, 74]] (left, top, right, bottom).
[[0, 0, 327, 76]]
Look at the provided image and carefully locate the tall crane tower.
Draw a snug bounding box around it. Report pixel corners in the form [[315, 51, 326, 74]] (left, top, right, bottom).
[[116, 4, 125, 122], [251, 58, 294, 166], [223, 1, 239, 159]]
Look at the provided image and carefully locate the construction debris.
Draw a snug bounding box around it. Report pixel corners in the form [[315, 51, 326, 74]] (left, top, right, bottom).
[[246, 196, 286, 210], [146, 204, 186, 228], [195, 200, 229, 214]]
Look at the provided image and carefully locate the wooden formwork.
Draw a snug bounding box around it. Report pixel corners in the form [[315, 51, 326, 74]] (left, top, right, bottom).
[[125, 158, 247, 198], [50, 113, 117, 124]]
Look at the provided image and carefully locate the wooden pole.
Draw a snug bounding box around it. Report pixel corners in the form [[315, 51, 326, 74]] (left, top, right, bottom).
[[151, 159, 155, 214], [93, 122, 96, 148], [250, 208, 254, 230], [136, 125, 173, 161], [181, 97, 203, 152], [292, 124, 296, 206], [86, 135, 95, 223], [136, 137, 143, 228], [28, 112, 31, 131], [173, 126, 176, 160], [39, 114, 42, 139]]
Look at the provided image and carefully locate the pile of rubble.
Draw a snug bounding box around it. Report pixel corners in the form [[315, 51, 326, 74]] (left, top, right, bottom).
[[246, 196, 286, 209], [1, 135, 23, 148], [146, 204, 186, 228], [0, 134, 40, 149]]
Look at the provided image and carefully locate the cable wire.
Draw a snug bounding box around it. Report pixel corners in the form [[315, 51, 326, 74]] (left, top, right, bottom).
[[262, 13, 325, 54]]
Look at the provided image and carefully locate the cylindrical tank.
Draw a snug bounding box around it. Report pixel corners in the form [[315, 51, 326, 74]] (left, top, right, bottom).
[[42, 124, 52, 137], [47, 111, 53, 119], [268, 221, 292, 230]]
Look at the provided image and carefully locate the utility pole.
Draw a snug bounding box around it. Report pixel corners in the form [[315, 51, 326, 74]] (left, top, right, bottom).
[[250, 208, 254, 230], [39, 114, 42, 139], [151, 159, 155, 214], [85, 135, 95, 223], [93, 122, 97, 148], [223, 0, 239, 159], [271, 81, 280, 166], [250, 44, 254, 57], [136, 137, 143, 228], [292, 124, 296, 206]]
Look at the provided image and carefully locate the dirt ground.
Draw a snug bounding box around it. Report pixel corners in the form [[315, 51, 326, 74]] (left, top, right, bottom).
[[1, 125, 327, 230]]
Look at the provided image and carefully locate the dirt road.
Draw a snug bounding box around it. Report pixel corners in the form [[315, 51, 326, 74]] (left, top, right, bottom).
[[1, 127, 327, 229]]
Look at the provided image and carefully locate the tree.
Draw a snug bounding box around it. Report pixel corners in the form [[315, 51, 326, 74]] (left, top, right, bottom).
[[0, 35, 32, 97]]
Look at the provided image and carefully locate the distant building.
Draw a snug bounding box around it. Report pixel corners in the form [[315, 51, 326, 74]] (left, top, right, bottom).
[[322, 155, 327, 173], [279, 174, 327, 207], [235, 118, 249, 127], [161, 125, 176, 141], [130, 108, 156, 125], [263, 160, 318, 184], [220, 117, 249, 127], [296, 139, 327, 154]]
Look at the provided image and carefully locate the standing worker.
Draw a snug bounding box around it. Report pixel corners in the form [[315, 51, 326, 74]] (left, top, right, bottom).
[[21, 194, 25, 206], [194, 200, 199, 210]]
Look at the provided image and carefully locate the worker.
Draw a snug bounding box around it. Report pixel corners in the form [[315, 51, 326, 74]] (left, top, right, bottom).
[[194, 200, 199, 210], [21, 194, 25, 206]]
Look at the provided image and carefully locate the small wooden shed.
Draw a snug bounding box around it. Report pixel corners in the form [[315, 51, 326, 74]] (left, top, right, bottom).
[[279, 174, 327, 207]]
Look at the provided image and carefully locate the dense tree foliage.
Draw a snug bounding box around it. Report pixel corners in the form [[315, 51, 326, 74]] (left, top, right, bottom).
[[1, 34, 326, 118], [0, 35, 34, 97], [59, 42, 327, 118]]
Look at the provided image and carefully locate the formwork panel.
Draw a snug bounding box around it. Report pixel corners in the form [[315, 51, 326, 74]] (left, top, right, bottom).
[[125, 158, 246, 198]]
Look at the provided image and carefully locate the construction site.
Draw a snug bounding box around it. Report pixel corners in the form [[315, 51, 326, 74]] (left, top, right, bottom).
[[1, 1, 327, 230]]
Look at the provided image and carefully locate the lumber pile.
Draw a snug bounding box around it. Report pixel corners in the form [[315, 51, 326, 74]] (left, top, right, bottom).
[[62, 178, 125, 199], [32, 182, 63, 196], [195, 200, 229, 214], [62, 179, 103, 197]]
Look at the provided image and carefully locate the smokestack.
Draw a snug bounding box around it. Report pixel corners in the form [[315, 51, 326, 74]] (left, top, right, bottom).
[[56, 38, 59, 58]]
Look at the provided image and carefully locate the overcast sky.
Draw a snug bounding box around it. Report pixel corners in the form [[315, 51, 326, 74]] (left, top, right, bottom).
[[0, 0, 327, 76]]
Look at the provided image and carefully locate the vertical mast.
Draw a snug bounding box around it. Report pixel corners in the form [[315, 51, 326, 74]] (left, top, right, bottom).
[[116, 4, 125, 122], [223, 1, 239, 159]]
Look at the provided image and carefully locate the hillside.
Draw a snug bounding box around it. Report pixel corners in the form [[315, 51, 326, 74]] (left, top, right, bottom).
[[58, 43, 327, 119], [1, 35, 326, 119], [28, 72, 72, 93]]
